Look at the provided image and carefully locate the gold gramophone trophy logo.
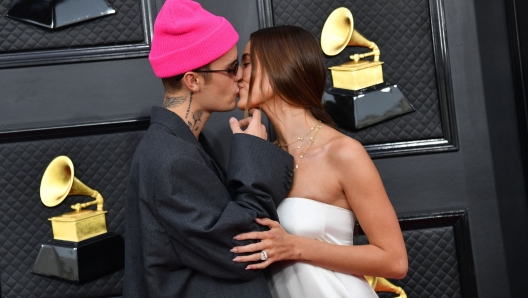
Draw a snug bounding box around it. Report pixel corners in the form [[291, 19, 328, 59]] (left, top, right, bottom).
[[320, 7, 414, 130], [321, 7, 384, 91], [32, 156, 124, 283], [40, 156, 107, 242]]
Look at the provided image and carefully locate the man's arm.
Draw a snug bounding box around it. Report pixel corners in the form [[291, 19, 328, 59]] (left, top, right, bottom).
[[227, 109, 293, 208], [153, 136, 292, 280], [227, 133, 293, 210]]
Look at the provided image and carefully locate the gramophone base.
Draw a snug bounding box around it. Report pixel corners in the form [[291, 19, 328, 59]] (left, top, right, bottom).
[[50, 210, 108, 242], [32, 232, 124, 284], [6, 0, 116, 29], [329, 61, 384, 91], [323, 83, 415, 130]]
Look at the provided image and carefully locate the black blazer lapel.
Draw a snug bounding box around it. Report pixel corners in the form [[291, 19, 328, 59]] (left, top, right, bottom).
[[150, 106, 226, 184]]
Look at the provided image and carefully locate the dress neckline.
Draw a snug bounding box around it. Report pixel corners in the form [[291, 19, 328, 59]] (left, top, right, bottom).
[[284, 197, 354, 214]]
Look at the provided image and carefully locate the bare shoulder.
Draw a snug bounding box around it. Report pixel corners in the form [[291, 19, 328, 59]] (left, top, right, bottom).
[[326, 131, 370, 166]]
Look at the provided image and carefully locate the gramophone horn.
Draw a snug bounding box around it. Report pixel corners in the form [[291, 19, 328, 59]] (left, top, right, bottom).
[[321, 7, 379, 60], [40, 156, 104, 211], [321, 7, 354, 56]]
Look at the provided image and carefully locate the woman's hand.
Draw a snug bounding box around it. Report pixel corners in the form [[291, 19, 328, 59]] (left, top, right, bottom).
[[231, 218, 296, 269]]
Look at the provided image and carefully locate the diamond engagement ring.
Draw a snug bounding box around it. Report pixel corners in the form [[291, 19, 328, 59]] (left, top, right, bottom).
[[260, 250, 268, 261]]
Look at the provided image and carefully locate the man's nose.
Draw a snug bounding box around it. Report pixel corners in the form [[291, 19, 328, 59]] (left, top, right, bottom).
[[234, 65, 242, 80]]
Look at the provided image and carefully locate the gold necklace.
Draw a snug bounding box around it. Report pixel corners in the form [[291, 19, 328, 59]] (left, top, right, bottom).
[[274, 122, 323, 171], [293, 123, 322, 171], [274, 121, 322, 149]]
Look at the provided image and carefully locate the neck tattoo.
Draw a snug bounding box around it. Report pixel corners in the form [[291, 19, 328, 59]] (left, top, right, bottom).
[[185, 92, 193, 119], [291, 111, 303, 117], [162, 95, 186, 109], [189, 110, 203, 131]]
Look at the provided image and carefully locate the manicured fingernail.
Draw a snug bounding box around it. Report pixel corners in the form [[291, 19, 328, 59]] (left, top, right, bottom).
[[233, 235, 241, 240], [230, 248, 238, 253], [245, 265, 252, 270], [233, 257, 241, 261]]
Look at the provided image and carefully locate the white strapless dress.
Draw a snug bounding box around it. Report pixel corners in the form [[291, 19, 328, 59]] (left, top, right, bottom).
[[268, 198, 377, 298]]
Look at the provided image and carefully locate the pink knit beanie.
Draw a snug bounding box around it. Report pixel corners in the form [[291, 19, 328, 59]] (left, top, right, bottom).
[[149, 0, 239, 78]]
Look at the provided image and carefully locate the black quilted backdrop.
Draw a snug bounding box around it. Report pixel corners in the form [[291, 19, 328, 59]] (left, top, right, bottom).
[[355, 226, 462, 298], [0, 0, 144, 53], [0, 130, 145, 298], [272, 0, 444, 145], [0, 128, 469, 297]]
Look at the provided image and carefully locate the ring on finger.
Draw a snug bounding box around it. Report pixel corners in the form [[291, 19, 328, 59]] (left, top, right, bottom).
[[260, 250, 268, 261]]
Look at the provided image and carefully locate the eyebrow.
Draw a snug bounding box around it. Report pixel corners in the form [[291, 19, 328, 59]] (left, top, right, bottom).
[[225, 59, 238, 67], [241, 53, 250, 60]]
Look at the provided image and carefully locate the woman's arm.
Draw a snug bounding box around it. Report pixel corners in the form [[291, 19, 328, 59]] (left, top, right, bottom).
[[231, 139, 407, 279]]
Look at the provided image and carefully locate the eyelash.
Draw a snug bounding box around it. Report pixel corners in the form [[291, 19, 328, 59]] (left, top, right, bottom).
[[243, 63, 251, 67]]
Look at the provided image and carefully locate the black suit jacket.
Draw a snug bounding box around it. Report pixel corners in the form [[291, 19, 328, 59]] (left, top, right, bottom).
[[124, 107, 293, 298]]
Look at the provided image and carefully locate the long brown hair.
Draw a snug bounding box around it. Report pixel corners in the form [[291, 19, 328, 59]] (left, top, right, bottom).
[[246, 25, 335, 126]]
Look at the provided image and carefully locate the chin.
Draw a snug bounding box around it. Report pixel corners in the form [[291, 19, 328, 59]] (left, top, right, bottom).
[[237, 98, 247, 110], [237, 100, 246, 111], [223, 98, 238, 112], [237, 95, 248, 110]]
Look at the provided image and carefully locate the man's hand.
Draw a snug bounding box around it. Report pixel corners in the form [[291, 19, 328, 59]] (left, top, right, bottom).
[[229, 109, 268, 140]]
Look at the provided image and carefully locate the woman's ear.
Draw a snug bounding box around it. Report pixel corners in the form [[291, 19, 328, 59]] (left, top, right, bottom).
[[181, 72, 201, 92]]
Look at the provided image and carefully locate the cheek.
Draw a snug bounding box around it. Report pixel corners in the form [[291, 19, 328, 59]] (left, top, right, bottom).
[[237, 88, 248, 110], [242, 66, 251, 83], [254, 75, 273, 104], [246, 80, 270, 109], [236, 69, 250, 110], [261, 81, 272, 99], [249, 84, 262, 107]]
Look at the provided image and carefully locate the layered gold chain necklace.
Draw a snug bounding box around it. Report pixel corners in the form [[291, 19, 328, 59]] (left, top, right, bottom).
[[274, 121, 322, 171]]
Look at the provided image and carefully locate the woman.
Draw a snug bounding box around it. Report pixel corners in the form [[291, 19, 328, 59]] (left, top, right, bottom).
[[232, 25, 408, 297]]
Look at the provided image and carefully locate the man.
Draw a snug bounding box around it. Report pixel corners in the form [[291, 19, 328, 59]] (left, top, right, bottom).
[[124, 0, 293, 297]]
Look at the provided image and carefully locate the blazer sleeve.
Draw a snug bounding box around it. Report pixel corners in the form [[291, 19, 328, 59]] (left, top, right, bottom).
[[153, 134, 293, 281], [227, 134, 294, 213]]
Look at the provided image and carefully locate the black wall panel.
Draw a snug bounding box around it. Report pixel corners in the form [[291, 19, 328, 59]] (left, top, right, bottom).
[[0, 130, 145, 297], [0, 0, 144, 53], [273, 0, 444, 144], [477, 0, 528, 295]]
